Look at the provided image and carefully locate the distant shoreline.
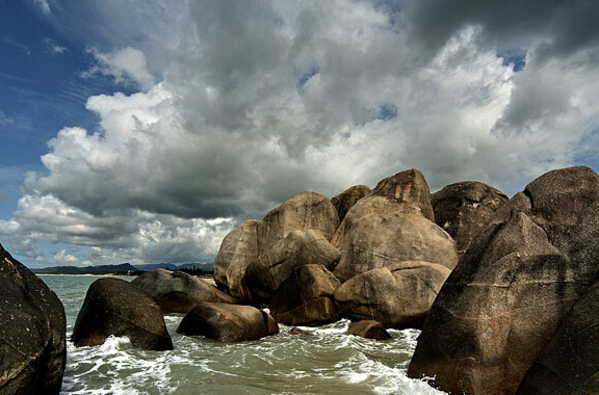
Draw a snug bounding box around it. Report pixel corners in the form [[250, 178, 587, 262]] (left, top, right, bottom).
[[37, 273, 136, 277]]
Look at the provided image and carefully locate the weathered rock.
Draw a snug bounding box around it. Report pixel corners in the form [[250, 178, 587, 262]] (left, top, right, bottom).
[[334, 261, 451, 328], [517, 280, 599, 395], [256, 191, 339, 255], [408, 166, 599, 395], [214, 219, 258, 297], [270, 264, 340, 326], [331, 185, 371, 222], [176, 302, 279, 342], [72, 278, 173, 350], [132, 269, 237, 314], [431, 181, 509, 257], [0, 244, 66, 395], [369, 168, 435, 221], [346, 320, 392, 340], [244, 230, 341, 303], [332, 195, 457, 283]]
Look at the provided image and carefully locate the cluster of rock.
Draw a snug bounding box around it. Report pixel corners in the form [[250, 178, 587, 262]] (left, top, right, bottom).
[[215, 168, 474, 330], [4, 165, 597, 395]]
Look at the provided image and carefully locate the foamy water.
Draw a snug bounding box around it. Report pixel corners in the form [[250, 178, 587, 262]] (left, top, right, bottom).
[[41, 275, 445, 395]]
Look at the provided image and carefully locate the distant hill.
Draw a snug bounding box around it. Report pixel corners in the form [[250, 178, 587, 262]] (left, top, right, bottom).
[[32, 262, 214, 275], [33, 263, 138, 275]]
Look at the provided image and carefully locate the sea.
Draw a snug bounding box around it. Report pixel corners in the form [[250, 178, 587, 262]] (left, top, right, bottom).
[[40, 275, 446, 395]]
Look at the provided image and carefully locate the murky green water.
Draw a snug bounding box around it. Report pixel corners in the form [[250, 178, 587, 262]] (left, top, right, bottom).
[[41, 275, 444, 395]]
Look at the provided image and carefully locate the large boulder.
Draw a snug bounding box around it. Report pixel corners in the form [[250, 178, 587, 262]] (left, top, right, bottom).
[[332, 169, 457, 283], [334, 261, 451, 328], [431, 181, 509, 257], [346, 320, 392, 341], [214, 219, 258, 297], [0, 244, 66, 395], [256, 191, 339, 255], [176, 302, 279, 342], [331, 185, 371, 222], [244, 230, 341, 303], [332, 196, 457, 283], [132, 269, 237, 314], [72, 278, 173, 351], [408, 166, 599, 395], [517, 280, 599, 395], [270, 264, 340, 326]]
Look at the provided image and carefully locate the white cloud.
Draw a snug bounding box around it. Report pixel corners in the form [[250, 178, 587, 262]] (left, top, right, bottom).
[[33, 0, 51, 14], [4, 0, 599, 266], [51, 250, 79, 265], [82, 47, 155, 91], [42, 37, 68, 55]]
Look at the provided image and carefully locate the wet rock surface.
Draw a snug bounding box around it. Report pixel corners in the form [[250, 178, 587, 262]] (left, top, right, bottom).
[[177, 302, 279, 342], [72, 278, 173, 351], [132, 269, 237, 314]]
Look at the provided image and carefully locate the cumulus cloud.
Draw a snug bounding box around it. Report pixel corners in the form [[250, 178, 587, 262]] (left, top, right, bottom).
[[5, 0, 599, 266]]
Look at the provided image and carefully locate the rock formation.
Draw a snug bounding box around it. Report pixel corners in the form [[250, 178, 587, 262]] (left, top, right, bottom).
[[331, 185, 371, 222], [132, 269, 237, 314], [72, 278, 173, 351], [270, 264, 340, 326], [0, 244, 66, 395], [177, 302, 279, 342], [431, 181, 509, 257], [256, 191, 339, 255], [334, 261, 450, 328], [408, 166, 599, 395], [243, 230, 340, 303], [332, 169, 457, 283], [213, 219, 258, 297]]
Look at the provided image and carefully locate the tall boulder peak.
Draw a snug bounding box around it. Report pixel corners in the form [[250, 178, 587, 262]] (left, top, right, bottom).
[[370, 168, 434, 221], [431, 181, 509, 257], [256, 191, 339, 255]]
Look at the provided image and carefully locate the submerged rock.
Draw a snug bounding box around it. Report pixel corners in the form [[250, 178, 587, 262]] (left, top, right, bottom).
[[0, 243, 66, 395], [334, 261, 450, 328], [408, 166, 599, 395], [431, 181, 509, 257], [346, 320, 392, 341], [72, 278, 173, 351], [132, 269, 237, 314], [331, 184, 371, 222], [213, 219, 258, 297], [177, 302, 279, 342], [270, 264, 340, 326]]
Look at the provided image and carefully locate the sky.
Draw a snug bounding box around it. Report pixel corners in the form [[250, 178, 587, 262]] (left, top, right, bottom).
[[0, 0, 598, 268]]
